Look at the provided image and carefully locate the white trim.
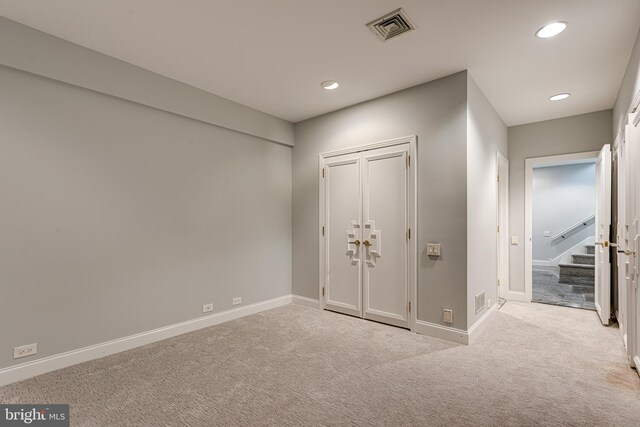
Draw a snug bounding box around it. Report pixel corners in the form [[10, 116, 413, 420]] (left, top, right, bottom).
[[415, 320, 469, 345], [496, 151, 510, 300], [0, 295, 292, 387], [415, 303, 498, 345], [507, 291, 528, 302], [291, 295, 320, 309], [468, 303, 498, 345], [319, 135, 416, 158], [319, 135, 418, 332], [524, 150, 600, 303]]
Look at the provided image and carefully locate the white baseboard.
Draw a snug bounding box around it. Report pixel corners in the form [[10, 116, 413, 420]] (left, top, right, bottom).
[[0, 294, 292, 387], [532, 259, 552, 267], [468, 303, 498, 345], [291, 295, 320, 309], [415, 320, 469, 345], [507, 291, 528, 302]]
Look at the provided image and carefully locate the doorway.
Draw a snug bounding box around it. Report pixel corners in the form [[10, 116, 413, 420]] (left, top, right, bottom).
[[524, 150, 611, 318], [318, 136, 417, 330]]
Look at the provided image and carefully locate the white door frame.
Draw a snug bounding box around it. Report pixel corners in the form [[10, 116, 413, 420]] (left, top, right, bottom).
[[524, 150, 601, 302], [496, 151, 509, 300], [318, 135, 417, 331]]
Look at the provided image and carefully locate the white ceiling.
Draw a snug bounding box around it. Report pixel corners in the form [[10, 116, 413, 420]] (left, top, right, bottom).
[[0, 0, 639, 126]]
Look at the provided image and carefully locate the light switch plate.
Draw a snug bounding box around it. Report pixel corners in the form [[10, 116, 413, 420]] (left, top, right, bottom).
[[443, 309, 453, 323], [427, 242, 441, 257], [543, 231, 551, 237], [511, 236, 519, 245]]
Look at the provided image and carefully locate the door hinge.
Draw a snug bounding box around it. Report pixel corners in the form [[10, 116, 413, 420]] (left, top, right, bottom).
[[408, 301, 411, 314], [407, 228, 411, 240], [322, 226, 325, 236], [322, 287, 325, 297], [407, 154, 411, 167], [322, 168, 325, 178], [497, 225, 500, 233], [497, 279, 500, 286], [497, 174, 500, 182]]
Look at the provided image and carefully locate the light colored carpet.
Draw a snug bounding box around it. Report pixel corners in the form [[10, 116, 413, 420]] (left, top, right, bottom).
[[1, 302, 639, 426]]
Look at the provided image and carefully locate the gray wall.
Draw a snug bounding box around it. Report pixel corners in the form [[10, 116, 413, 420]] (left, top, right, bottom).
[[613, 26, 640, 140], [0, 17, 294, 146], [466, 74, 508, 328], [293, 72, 469, 329], [532, 164, 595, 262], [508, 110, 612, 293], [0, 65, 292, 369]]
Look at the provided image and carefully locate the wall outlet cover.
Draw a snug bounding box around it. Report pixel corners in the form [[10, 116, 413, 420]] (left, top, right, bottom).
[[443, 309, 453, 323], [232, 297, 242, 306], [202, 303, 214, 313], [14, 343, 37, 359]]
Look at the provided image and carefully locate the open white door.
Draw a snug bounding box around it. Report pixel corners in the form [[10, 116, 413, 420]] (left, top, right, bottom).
[[615, 131, 629, 347], [595, 144, 612, 325], [626, 109, 640, 370]]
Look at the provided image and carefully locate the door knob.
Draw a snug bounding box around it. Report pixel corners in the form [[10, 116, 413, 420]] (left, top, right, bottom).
[[348, 240, 360, 246], [363, 240, 372, 247], [618, 249, 631, 255], [595, 241, 609, 248]]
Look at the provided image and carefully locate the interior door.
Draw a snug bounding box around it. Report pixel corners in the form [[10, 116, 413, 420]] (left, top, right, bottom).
[[323, 153, 362, 317], [496, 153, 509, 300], [616, 133, 629, 346], [362, 146, 409, 328], [627, 110, 640, 369], [322, 142, 411, 329], [595, 144, 612, 325]]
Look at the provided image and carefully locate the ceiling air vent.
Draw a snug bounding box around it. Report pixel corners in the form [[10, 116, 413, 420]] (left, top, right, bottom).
[[366, 8, 416, 42]]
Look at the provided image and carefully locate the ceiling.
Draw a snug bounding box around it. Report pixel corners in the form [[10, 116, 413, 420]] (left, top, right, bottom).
[[0, 0, 639, 126]]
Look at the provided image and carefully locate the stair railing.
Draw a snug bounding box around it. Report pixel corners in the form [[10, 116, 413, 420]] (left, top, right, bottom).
[[551, 214, 595, 245]]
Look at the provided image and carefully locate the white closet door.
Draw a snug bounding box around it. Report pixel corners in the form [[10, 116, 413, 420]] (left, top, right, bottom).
[[595, 144, 612, 325], [362, 145, 409, 328], [323, 154, 362, 317]]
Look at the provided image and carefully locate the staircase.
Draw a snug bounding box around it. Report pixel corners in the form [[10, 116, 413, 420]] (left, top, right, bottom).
[[558, 244, 595, 287]]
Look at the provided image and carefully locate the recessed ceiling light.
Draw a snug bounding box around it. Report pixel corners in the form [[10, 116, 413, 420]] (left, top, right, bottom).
[[321, 81, 339, 90], [549, 93, 570, 101], [536, 22, 568, 38]]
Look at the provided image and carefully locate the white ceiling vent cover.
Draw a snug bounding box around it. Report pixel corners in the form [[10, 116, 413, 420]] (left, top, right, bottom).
[[366, 8, 416, 42]]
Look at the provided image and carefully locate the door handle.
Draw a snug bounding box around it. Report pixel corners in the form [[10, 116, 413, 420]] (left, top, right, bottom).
[[618, 249, 631, 255], [348, 240, 360, 246], [595, 241, 609, 248], [363, 240, 372, 247]]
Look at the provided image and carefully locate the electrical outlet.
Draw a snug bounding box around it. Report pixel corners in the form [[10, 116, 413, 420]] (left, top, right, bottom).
[[443, 309, 453, 324], [14, 343, 37, 359], [232, 297, 242, 306], [202, 303, 213, 313]]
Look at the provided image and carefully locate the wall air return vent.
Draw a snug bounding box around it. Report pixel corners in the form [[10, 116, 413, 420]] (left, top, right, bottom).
[[475, 291, 486, 314], [366, 8, 416, 42]]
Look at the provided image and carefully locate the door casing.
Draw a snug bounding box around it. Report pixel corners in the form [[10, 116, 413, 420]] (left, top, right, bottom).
[[318, 135, 417, 331], [523, 151, 600, 302]]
